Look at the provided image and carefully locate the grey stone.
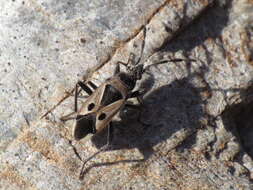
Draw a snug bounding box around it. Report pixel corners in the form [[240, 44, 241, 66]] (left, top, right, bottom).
[[1, 0, 253, 189]]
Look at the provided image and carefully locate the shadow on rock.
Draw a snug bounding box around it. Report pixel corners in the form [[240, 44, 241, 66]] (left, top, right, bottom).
[[221, 85, 253, 160], [161, 1, 232, 55], [79, 1, 235, 177], [84, 76, 205, 175]]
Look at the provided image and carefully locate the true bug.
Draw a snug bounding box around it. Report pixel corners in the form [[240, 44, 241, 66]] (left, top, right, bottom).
[[60, 52, 148, 175], [61, 52, 145, 139], [60, 53, 193, 178], [59, 27, 195, 178]]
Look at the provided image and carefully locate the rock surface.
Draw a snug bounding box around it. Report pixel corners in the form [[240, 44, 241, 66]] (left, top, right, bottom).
[[1, 0, 253, 189]]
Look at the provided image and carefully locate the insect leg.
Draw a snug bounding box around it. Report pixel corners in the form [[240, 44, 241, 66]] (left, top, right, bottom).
[[106, 122, 114, 146], [79, 144, 109, 179], [124, 104, 141, 110], [91, 119, 97, 134], [74, 82, 79, 112], [116, 61, 127, 67], [87, 81, 97, 90], [41, 81, 90, 119], [75, 80, 97, 110], [55, 82, 83, 120], [128, 89, 145, 98], [127, 52, 136, 65], [127, 89, 146, 105], [60, 111, 77, 121], [113, 63, 120, 75], [74, 81, 93, 111], [77, 81, 93, 95], [79, 122, 113, 179]]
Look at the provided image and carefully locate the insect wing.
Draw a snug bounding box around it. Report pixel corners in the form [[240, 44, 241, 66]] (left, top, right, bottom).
[[73, 113, 96, 140], [94, 83, 125, 132], [100, 84, 124, 106], [72, 84, 106, 140], [95, 99, 125, 132], [73, 81, 126, 139], [78, 83, 106, 115]]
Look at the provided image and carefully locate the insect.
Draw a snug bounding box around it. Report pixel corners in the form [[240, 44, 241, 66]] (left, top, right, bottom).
[[60, 53, 193, 178], [60, 52, 148, 176], [58, 27, 195, 178]]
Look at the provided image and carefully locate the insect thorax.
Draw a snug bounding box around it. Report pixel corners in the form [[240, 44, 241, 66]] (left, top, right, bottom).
[[117, 72, 136, 90], [100, 84, 123, 106]]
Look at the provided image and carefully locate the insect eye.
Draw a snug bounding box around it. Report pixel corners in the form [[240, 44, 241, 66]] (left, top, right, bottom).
[[98, 113, 106, 120], [88, 103, 95, 111]]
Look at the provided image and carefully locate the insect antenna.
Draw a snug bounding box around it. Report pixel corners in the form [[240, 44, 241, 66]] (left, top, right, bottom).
[[135, 26, 147, 66], [144, 58, 196, 72]]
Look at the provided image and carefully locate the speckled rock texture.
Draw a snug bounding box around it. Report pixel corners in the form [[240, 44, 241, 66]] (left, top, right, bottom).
[[1, 0, 253, 189]]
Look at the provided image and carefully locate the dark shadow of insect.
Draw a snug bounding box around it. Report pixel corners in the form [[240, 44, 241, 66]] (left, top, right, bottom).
[[220, 85, 253, 165], [87, 66, 206, 176]]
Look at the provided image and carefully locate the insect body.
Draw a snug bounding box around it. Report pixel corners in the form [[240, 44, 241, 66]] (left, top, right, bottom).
[[61, 51, 193, 179], [60, 53, 149, 177], [37, 23, 196, 178], [62, 53, 144, 139]]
